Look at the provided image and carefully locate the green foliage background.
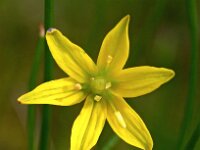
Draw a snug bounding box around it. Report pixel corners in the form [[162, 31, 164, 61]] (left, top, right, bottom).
[[0, 0, 199, 149]]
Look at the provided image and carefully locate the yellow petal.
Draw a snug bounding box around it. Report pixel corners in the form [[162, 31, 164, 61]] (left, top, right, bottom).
[[18, 78, 86, 106], [97, 15, 130, 74], [106, 93, 153, 150], [112, 66, 175, 98], [71, 95, 107, 150], [46, 29, 97, 82]]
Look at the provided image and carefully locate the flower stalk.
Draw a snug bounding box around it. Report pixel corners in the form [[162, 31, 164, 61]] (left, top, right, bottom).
[[102, 135, 119, 150], [39, 0, 54, 149], [27, 24, 44, 150], [184, 122, 200, 149], [177, 0, 199, 149]]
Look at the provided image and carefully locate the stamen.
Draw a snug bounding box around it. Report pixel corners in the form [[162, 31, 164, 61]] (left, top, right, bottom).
[[94, 95, 102, 102], [105, 82, 112, 89], [114, 111, 126, 128], [91, 77, 95, 81], [74, 83, 82, 90], [107, 55, 113, 64]]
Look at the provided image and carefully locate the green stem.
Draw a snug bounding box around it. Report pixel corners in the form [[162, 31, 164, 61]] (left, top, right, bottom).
[[184, 122, 200, 150], [28, 25, 45, 150], [102, 135, 119, 150], [39, 0, 54, 149], [177, 0, 198, 149], [27, 106, 36, 150]]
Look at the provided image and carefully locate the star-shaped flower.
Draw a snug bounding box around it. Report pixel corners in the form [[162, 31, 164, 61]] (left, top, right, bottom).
[[18, 15, 175, 150]]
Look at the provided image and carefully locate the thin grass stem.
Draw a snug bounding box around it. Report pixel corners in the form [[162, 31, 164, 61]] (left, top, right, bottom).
[[27, 25, 45, 150], [39, 0, 54, 149], [102, 135, 119, 150], [177, 0, 199, 149], [184, 122, 200, 150]]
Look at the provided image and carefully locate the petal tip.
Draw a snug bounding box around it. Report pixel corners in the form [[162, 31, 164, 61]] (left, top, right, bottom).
[[125, 14, 130, 20], [167, 68, 175, 79], [47, 28, 57, 33], [17, 96, 23, 104], [123, 14, 130, 24], [159, 67, 175, 82], [17, 94, 29, 104], [17, 100, 22, 104]]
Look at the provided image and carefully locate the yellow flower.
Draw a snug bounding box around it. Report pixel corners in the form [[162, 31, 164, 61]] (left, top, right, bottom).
[[18, 15, 175, 150]]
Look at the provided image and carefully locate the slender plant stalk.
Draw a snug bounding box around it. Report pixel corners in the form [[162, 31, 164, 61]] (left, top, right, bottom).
[[177, 0, 198, 149], [28, 25, 45, 150], [27, 106, 36, 150], [102, 135, 119, 150], [184, 122, 200, 150], [39, 0, 54, 149]]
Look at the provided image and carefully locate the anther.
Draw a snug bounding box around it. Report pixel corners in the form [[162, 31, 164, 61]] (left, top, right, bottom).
[[114, 111, 126, 128], [94, 95, 102, 102], [105, 82, 112, 89], [74, 83, 82, 90], [107, 55, 113, 64]]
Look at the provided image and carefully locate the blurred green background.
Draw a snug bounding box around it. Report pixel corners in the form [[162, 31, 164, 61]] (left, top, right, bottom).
[[0, 0, 199, 149]]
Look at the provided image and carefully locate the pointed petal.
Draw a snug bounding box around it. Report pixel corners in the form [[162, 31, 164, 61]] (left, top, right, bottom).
[[97, 15, 130, 74], [46, 29, 97, 82], [18, 78, 86, 106], [112, 66, 175, 98], [107, 94, 153, 150], [71, 95, 107, 150]]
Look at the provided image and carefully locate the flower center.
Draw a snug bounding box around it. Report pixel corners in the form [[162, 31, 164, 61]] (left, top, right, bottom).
[[90, 77, 106, 94], [90, 77, 111, 101]]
